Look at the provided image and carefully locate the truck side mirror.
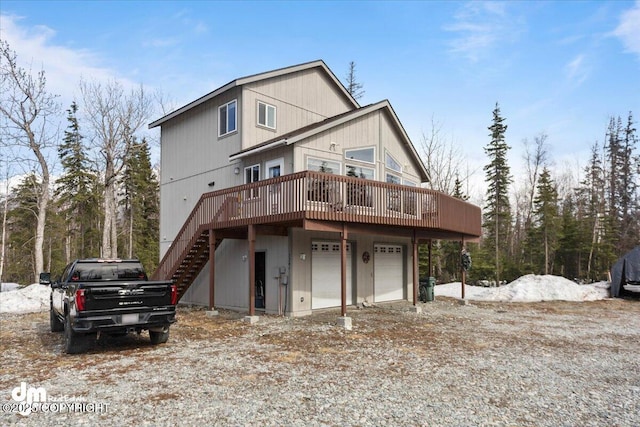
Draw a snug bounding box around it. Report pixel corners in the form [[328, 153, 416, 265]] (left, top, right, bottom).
[[39, 272, 51, 285]]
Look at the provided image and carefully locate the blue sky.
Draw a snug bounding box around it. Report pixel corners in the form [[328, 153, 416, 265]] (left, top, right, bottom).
[[1, 1, 639, 200]]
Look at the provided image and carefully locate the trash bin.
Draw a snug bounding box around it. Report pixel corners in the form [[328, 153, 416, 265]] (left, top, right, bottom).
[[419, 277, 435, 302]]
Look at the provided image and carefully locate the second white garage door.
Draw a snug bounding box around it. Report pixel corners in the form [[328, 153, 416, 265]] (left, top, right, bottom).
[[374, 244, 404, 302], [311, 241, 352, 309]]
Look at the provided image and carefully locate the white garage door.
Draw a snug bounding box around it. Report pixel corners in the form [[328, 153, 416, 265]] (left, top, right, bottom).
[[374, 244, 403, 302], [312, 241, 352, 309]]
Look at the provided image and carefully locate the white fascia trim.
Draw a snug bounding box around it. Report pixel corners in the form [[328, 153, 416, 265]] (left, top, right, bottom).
[[228, 139, 288, 161]]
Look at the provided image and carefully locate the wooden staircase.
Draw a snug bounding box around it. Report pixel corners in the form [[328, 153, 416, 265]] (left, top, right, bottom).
[[169, 230, 223, 299]]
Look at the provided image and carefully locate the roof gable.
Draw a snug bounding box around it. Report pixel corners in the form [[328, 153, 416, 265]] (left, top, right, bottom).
[[229, 100, 430, 182], [149, 60, 359, 129]]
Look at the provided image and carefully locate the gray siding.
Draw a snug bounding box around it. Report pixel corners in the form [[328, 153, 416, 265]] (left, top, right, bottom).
[[241, 68, 354, 150], [288, 229, 416, 316], [159, 88, 243, 256], [180, 235, 289, 314], [292, 109, 422, 185]]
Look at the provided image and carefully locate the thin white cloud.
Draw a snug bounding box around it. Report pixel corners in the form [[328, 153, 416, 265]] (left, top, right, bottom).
[[0, 14, 137, 107], [565, 54, 589, 87], [444, 1, 522, 62], [613, 0, 640, 59]]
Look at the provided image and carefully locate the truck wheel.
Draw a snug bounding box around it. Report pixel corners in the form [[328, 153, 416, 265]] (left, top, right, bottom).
[[64, 315, 89, 354], [149, 327, 170, 345], [50, 306, 64, 332]]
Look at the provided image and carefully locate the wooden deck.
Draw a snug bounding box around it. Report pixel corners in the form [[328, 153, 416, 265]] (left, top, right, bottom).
[[152, 171, 481, 300]]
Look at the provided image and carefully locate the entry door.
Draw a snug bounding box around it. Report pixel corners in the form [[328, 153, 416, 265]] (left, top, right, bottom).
[[311, 241, 352, 309], [255, 252, 266, 310], [265, 158, 283, 179], [265, 158, 284, 214], [374, 244, 403, 302]]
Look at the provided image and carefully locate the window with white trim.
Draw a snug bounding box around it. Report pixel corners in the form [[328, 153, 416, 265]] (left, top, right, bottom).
[[346, 165, 374, 207], [386, 173, 401, 212], [219, 100, 237, 137], [257, 101, 276, 129], [244, 164, 260, 198], [345, 165, 374, 180], [403, 179, 417, 215], [385, 152, 402, 173], [386, 173, 401, 184], [345, 147, 375, 164], [307, 157, 341, 174]]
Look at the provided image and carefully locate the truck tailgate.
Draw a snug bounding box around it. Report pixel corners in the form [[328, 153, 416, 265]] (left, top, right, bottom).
[[80, 281, 174, 313]]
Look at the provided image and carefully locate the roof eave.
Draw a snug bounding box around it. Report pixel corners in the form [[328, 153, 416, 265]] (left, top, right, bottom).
[[149, 60, 359, 129]]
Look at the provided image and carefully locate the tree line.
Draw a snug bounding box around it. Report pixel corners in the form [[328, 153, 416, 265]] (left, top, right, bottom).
[[2, 48, 638, 286], [422, 103, 638, 285], [1, 40, 159, 283]]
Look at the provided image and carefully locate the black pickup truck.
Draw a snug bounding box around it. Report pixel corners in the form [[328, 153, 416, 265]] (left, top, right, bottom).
[[40, 259, 177, 354]]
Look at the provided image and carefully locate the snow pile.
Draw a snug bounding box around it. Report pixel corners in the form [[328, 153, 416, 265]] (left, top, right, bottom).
[[1, 283, 21, 292], [435, 274, 610, 302], [0, 284, 50, 314]]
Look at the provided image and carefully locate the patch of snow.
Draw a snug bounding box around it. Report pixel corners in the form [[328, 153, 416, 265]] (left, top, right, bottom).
[[0, 283, 50, 314], [1, 282, 21, 292], [435, 274, 610, 302]]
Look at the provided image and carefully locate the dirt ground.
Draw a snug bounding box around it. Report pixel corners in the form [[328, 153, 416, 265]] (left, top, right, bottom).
[[1, 297, 639, 426]]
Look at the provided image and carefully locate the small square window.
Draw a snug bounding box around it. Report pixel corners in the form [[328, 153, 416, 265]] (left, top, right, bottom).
[[257, 101, 276, 129]]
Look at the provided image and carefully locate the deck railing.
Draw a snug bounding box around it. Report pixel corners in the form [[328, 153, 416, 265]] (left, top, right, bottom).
[[153, 171, 481, 280]]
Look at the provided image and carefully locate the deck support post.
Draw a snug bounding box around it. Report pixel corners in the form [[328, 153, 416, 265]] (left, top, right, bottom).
[[412, 230, 419, 306], [340, 223, 348, 318], [460, 237, 466, 300], [207, 229, 218, 315], [248, 224, 256, 317]]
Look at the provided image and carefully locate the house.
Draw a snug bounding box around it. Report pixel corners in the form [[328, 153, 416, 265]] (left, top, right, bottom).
[[149, 60, 481, 322]]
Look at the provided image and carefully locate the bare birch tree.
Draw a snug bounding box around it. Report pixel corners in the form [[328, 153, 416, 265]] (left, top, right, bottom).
[[522, 133, 549, 229], [420, 116, 469, 194], [0, 40, 59, 280], [79, 79, 152, 259]]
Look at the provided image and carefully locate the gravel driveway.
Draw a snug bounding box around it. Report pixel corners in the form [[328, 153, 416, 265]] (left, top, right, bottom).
[[1, 297, 639, 426]]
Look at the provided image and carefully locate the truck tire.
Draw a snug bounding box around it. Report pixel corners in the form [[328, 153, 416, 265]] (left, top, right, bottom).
[[64, 315, 89, 354], [149, 327, 170, 345], [50, 306, 64, 332]]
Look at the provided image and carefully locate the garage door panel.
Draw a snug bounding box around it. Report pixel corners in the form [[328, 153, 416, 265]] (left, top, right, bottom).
[[312, 242, 352, 309], [374, 244, 403, 302]]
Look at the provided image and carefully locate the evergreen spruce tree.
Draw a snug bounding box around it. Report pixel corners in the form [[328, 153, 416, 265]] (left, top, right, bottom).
[[618, 112, 638, 252], [483, 103, 512, 284], [5, 174, 39, 282], [345, 61, 365, 101], [557, 195, 581, 279], [120, 137, 159, 272], [529, 167, 559, 274], [55, 102, 103, 260]]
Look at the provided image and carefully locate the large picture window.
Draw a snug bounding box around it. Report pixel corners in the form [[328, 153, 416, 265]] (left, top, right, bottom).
[[219, 100, 237, 137], [346, 165, 374, 207], [257, 101, 276, 129], [307, 157, 341, 174]]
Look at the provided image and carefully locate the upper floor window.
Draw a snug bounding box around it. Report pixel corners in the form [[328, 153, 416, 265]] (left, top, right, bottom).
[[219, 100, 237, 137], [345, 147, 375, 164], [257, 101, 276, 129], [385, 152, 402, 173]]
